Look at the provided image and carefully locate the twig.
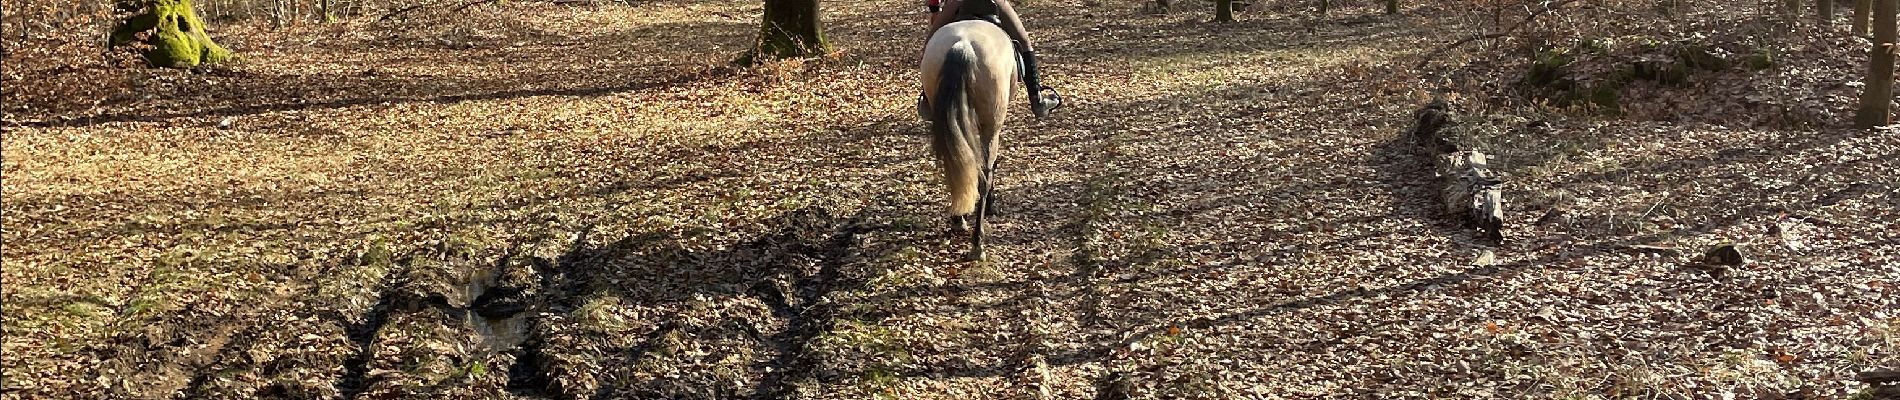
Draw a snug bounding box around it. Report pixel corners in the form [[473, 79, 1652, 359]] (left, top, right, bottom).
[[379, 1, 440, 21], [450, 0, 500, 12], [1414, 0, 1584, 69], [380, 0, 498, 21]]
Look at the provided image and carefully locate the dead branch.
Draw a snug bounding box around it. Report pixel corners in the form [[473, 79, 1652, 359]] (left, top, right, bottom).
[[1408, 99, 1506, 242], [381, 0, 491, 21], [1414, 0, 1585, 69]]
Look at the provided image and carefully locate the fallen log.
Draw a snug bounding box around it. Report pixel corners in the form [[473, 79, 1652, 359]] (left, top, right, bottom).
[[1861, 369, 1900, 399], [1409, 99, 1505, 242]]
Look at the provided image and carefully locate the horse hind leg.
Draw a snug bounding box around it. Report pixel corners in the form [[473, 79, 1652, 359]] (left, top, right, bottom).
[[970, 170, 991, 261], [983, 154, 1003, 217]]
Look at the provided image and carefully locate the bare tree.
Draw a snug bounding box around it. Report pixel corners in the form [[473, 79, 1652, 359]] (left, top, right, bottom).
[[1856, 0, 1896, 128], [1819, 0, 1835, 25], [745, 0, 828, 64], [1854, 0, 1873, 35]]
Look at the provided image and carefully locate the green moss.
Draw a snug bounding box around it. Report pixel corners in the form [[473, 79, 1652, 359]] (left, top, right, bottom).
[[111, 0, 234, 68], [1582, 37, 1614, 54], [1586, 85, 1622, 110], [1525, 48, 1575, 89], [1744, 50, 1775, 70], [1639, 37, 1663, 51]]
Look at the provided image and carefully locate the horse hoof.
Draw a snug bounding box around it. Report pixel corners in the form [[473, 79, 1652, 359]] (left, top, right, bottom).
[[946, 215, 970, 235]]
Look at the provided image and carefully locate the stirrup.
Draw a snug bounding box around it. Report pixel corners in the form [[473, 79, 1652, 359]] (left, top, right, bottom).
[[1031, 85, 1063, 117], [917, 93, 930, 120]]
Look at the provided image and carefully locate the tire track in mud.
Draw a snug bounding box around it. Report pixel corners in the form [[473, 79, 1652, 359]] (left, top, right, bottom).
[[419, 205, 895, 399], [746, 215, 874, 399], [84, 206, 909, 399], [334, 272, 401, 398], [338, 239, 562, 399]]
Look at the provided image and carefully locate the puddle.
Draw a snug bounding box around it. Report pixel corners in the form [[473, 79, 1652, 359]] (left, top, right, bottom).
[[472, 312, 532, 352], [458, 267, 534, 352], [455, 260, 548, 393]]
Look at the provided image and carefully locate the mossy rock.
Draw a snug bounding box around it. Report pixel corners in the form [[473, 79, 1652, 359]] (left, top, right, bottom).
[[1674, 45, 1729, 71], [111, 0, 234, 68], [1631, 60, 1690, 85]]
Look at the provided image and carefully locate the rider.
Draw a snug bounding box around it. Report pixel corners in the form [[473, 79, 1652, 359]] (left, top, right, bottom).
[[923, 0, 1062, 117]]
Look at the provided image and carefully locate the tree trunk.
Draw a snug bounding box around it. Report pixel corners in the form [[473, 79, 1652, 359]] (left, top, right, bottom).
[[1820, 0, 1835, 25], [111, 0, 234, 68], [321, 0, 334, 22], [1214, 0, 1234, 22], [746, 0, 828, 64], [1386, 0, 1398, 15], [1854, 0, 1873, 35], [1855, 0, 1896, 127], [1318, 0, 1329, 18]]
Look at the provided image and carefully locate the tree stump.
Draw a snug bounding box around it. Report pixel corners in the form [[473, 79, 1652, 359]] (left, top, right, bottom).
[[111, 0, 234, 68]]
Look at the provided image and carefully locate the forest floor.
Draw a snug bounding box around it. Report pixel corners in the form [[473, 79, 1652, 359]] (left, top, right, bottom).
[[3, 0, 1898, 398]]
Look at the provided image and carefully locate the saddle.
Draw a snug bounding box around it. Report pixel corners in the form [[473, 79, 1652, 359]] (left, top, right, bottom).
[[948, 0, 1003, 24]]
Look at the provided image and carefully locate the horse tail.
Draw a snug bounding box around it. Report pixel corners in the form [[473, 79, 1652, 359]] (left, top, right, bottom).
[[931, 40, 982, 216]]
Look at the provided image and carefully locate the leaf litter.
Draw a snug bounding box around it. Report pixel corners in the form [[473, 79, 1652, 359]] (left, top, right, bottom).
[[2, 0, 1897, 398]]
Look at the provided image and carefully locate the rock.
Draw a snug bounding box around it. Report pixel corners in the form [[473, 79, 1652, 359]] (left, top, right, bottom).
[[1703, 243, 1745, 266]]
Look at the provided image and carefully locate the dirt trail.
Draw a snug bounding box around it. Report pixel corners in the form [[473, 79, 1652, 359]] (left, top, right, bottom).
[[4, 0, 1897, 398]]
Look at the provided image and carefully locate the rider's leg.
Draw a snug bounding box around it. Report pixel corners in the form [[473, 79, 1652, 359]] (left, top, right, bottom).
[[922, 0, 963, 57], [990, 0, 1060, 117]]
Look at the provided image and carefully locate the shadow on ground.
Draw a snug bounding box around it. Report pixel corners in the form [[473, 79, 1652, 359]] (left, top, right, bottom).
[[86, 203, 911, 400]]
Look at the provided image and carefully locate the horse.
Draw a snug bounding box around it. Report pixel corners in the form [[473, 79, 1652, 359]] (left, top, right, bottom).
[[920, 19, 1016, 261]]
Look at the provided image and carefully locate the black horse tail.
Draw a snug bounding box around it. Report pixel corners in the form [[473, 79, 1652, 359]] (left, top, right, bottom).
[[930, 40, 982, 216]]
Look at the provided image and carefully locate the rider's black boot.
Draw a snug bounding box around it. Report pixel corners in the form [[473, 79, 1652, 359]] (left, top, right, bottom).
[[1020, 50, 1061, 118]]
